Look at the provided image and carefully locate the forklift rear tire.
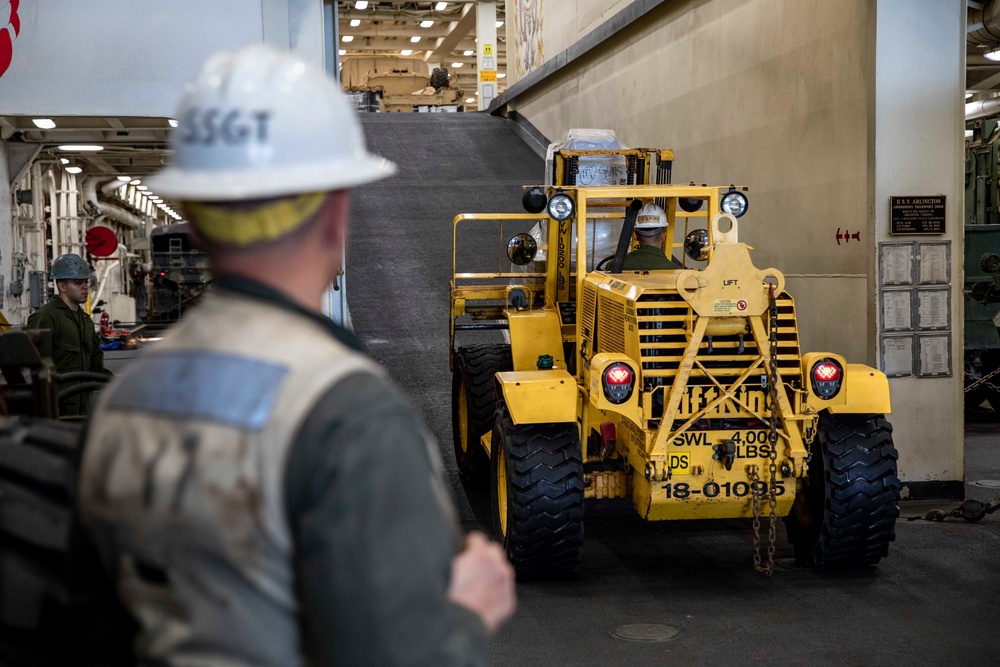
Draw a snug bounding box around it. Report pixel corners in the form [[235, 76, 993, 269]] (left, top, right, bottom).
[[452, 345, 512, 482], [490, 406, 584, 577], [785, 413, 900, 567]]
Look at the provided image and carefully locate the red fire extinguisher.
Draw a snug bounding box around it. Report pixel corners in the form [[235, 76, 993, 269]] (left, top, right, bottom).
[[100, 311, 110, 333]]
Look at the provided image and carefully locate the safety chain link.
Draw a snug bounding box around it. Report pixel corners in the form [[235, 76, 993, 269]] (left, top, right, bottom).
[[964, 364, 1000, 394], [752, 283, 780, 576]]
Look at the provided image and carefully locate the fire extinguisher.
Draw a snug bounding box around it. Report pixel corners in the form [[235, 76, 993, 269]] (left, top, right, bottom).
[[100, 311, 110, 333]]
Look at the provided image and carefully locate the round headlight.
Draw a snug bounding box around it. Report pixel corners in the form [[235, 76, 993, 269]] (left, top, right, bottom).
[[721, 190, 748, 218], [522, 187, 547, 214], [547, 193, 575, 221]]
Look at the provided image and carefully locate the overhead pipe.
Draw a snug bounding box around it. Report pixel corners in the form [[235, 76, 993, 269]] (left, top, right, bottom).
[[98, 202, 143, 230], [101, 179, 127, 196], [967, 97, 1000, 121], [969, 0, 1000, 47]]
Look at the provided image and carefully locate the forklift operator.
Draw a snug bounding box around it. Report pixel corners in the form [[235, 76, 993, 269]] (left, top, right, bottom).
[[622, 203, 681, 270], [26, 253, 112, 416], [78, 45, 515, 666]]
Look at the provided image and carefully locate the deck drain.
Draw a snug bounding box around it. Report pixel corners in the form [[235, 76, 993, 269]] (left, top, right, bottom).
[[973, 479, 1000, 488], [612, 623, 679, 642]]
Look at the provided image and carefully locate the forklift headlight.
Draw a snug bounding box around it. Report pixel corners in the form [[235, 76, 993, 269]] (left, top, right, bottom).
[[547, 193, 575, 221], [721, 189, 748, 218]]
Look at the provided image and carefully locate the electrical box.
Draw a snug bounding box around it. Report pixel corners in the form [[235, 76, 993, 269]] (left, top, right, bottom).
[[29, 272, 47, 309]]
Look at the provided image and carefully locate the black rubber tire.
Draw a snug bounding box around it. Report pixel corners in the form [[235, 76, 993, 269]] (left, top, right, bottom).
[[784, 413, 900, 568], [0, 417, 135, 666], [430, 67, 450, 89], [490, 406, 584, 577], [451, 345, 512, 482]]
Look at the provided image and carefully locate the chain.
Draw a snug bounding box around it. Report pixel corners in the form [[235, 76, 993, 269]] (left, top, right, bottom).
[[965, 364, 1000, 394], [752, 283, 780, 576]]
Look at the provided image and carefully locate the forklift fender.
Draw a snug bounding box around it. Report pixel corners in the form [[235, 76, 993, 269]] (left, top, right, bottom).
[[829, 364, 892, 415], [494, 370, 578, 424]]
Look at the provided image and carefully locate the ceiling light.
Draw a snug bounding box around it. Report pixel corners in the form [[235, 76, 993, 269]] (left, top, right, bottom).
[[130, 179, 141, 185], [342, 35, 354, 42], [137, 185, 148, 191], [966, 129, 974, 138], [116, 175, 131, 181], [57, 144, 103, 151], [966, 92, 974, 99], [168, 119, 179, 128], [65, 166, 83, 174], [401, 49, 413, 56], [463, 50, 473, 56], [435, 2, 448, 9], [32, 118, 56, 129], [339, 49, 347, 56], [420, 20, 434, 28], [496, 21, 503, 28], [355, 0, 368, 8], [987, 50, 1000, 62], [497, 72, 506, 79], [465, 98, 475, 103], [451, 62, 463, 68], [410, 36, 421, 43], [350, 19, 360, 27], [60, 158, 69, 165]]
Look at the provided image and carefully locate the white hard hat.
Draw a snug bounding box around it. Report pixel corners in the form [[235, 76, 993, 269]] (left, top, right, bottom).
[[634, 203, 667, 232], [147, 44, 396, 201]]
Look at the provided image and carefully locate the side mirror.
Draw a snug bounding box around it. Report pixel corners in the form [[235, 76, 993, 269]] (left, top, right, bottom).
[[507, 233, 538, 266], [684, 229, 709, 262]]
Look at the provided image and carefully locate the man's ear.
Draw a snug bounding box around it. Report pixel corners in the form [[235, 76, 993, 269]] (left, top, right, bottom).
[[318, 190, 350, 248]]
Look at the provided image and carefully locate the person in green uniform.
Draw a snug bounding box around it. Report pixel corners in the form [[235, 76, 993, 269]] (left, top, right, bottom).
[[78, 45, 515, 667], [26, 253, 111, 416], [622, 203, 682, 270]]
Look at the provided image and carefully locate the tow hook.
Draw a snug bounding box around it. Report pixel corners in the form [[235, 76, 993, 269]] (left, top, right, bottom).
[[713, 440, 737, 471]]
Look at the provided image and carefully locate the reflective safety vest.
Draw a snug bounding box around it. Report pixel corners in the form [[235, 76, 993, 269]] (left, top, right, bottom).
[[79, 291, 383, 667]]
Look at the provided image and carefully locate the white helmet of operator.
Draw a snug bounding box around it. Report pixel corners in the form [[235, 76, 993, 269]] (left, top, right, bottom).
[[634, 203, 668, 235]]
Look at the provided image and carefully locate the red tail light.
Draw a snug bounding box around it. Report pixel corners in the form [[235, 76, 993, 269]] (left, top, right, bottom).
[[811, 359, 843, 399], [603, 362, 635, 404]]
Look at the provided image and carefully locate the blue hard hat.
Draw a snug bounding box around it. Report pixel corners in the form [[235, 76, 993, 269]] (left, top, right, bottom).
[[50, 254, 92, 280]]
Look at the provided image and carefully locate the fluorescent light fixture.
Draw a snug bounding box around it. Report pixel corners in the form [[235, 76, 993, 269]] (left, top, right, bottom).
[[967, 129, 974, 138], [65, 166, 83, 174], [355, 0, 368, 8], [168, 119, 179, 128], [60, 158, 69, 165], [116, 175, 131, 181], [497, 72, 506, 79], [32, 118, 56, 129], [420, 20, 433, 28], [350, 19, 360, 27], [410, 36, 421, 43], [966, 92, 974, 99], [465, 98, 475, 103], [137, 185, 148, 191], [435, 2, 448, 9], [401, 49, 413, 56], [452, 62, 464, 68], [339, 49, 347, 56], [463, 50, 473, 56], [342, 35, 354, 42], [496, 21, 503, 28], [57, 144, 103, 151], [130, 179, 141, 185], [987, 50, 1000, 62]]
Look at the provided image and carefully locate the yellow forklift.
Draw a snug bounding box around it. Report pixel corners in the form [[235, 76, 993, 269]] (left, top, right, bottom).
[[450, 147, 899, 576]]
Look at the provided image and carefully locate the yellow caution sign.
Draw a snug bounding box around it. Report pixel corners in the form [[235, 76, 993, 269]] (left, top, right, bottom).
[[483, 44, 494, 57], [480, 70, 497, 82]]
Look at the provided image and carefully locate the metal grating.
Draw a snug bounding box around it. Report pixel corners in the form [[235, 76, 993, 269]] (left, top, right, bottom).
[[598, 297, 627, 354]]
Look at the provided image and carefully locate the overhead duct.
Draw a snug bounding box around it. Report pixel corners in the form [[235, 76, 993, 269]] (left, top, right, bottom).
[[969, 0, 1000, 47], [98, 202, 143, 230], [967, 97, 1000, 121], [101, 179, 127, 196]]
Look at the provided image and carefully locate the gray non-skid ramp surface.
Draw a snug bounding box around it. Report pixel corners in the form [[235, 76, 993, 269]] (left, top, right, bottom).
[[347, 114, 999, 666]]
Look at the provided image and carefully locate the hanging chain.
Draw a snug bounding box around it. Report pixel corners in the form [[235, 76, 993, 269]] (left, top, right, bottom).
[[752, 283, 781, 575], [964, 364, 1000, 394]]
